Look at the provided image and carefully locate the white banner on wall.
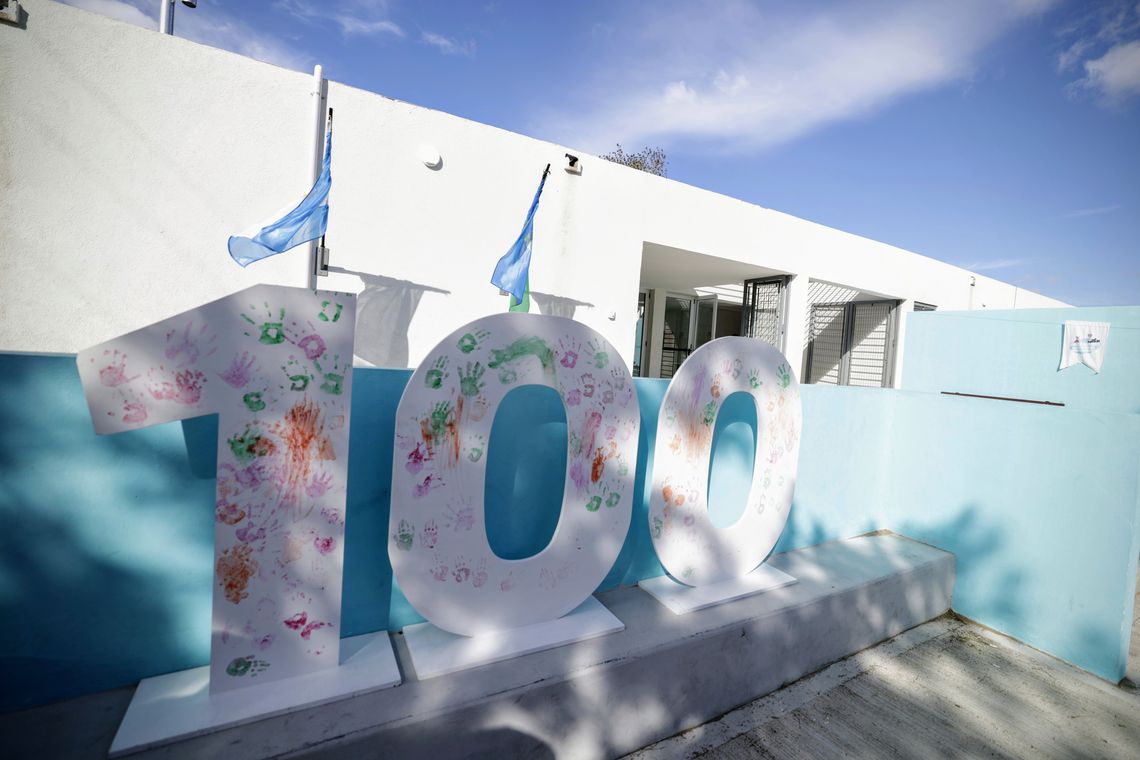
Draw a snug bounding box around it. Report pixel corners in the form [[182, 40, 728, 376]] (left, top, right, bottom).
[[1059, 321, 1110, 373]]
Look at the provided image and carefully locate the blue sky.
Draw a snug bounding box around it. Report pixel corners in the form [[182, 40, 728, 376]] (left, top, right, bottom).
[[66, 0, 1140, 306]]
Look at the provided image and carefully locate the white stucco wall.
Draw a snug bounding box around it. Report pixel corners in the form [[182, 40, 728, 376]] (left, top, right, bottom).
[[0, 0, 316, 354], [1, 0, 1067, 373]]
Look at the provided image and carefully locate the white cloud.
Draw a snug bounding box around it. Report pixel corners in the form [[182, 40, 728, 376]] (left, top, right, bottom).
[[590, 22, 614, 42], [713, 70, 750, 97], [663, 80, 696, 103], [335, 16, 403, 37], [274, 0, 404, 38], [60, 0, 312, 71], [421, 31, 476, 57], [539, 0, 1058, 154], [1063, 203, 1122, 218], [1075, 39, 1140, 101], [1057, 1, 1140, 71], [958, 258, 1027, 271], [1058, 0, 1140, 102]]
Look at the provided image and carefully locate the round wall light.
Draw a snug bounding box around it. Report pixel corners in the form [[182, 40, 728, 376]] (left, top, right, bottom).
[[418, 145, 442, 170]]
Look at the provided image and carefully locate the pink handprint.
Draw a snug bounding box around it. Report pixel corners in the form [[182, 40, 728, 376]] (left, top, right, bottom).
[[220, 352, 257, 388], [97, 350, 139, 387], [306, 471, 332, 498], [164, 321, 216, 367]]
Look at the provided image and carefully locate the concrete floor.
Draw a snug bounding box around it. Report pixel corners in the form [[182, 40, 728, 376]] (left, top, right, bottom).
[[628, 616, 1140, 760], [5, 564, 1138, 759]]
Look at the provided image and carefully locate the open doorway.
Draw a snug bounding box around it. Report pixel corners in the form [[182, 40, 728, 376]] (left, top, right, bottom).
[[637, 243, 791, 379]]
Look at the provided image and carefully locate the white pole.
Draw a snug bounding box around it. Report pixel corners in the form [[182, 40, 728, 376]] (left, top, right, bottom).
[[307, 64, 327, 290], [158, 0, 173, 34]]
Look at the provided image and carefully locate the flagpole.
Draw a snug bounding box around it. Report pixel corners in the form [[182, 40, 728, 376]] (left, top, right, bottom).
[[307, 65, 328, 290], [509, 163, 550, 312], [492, 163, 551, 312], [315, 109, 333, 279]]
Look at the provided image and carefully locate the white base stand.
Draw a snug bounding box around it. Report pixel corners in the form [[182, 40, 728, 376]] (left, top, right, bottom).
[[402, 596, 624, 680], [109, 632, 402, 757], [639, 564, 798, 615]]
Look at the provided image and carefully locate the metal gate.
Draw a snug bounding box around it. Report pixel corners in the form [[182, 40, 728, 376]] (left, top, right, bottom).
[[846, 301, 893, 387], [741, 277, 787, 349], [805, 300, 898, 387], [806, 303, 846, 384]]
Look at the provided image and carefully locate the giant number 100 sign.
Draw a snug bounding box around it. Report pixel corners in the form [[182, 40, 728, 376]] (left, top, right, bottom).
[[78, 285, 800, 692]]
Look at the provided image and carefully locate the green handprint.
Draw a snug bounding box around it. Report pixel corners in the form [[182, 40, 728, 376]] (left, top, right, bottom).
[[242, 302, 286, 345], [313, 356, 345, 395], [318, 300, 344, 323], [777, 363, 791, 389], [702, 400, 717, 427], [394, 519, 415, 551], [458, 361, 485, 397], [457, 329, 491, 354], [284, 357, 311, 391], [425, 356, 450, 390], [487, 336, 555, 372], [749, 369, 762, 389], [429, 401, 453, 440], [242, 391, 266, 412], [585, 495, 602, 512], [466, 433, 487, 463], [587, 340, 609, 369]]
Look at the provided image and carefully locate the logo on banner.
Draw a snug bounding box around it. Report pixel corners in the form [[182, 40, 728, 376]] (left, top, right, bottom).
[[1059, 320, 1110, 373]]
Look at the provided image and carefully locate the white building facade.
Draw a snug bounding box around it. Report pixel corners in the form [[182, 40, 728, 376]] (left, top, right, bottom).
[[0, 0, 1068, 387]]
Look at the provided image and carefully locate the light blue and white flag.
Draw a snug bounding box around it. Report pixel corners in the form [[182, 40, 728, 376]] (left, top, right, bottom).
[[228, 126, 332, 267], [491, 165, 550, 311]]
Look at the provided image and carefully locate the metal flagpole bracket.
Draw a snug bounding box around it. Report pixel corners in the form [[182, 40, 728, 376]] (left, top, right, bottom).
[[0, 1, 27, 27], [315, 243, 330, 277]]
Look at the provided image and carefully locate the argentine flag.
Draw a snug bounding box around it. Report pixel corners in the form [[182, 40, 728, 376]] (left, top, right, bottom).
[[491, 166, 549, 311], [228, 127, 332, 267]]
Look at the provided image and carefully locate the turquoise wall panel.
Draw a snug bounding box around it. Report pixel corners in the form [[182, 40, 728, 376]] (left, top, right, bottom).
[[2, 346, 1139, 710], [886, 392, 1140, 681], [902, 306, 1140, 413]]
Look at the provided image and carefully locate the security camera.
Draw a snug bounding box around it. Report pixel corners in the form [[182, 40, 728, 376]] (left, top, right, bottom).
[[182, 0, 197, 7]]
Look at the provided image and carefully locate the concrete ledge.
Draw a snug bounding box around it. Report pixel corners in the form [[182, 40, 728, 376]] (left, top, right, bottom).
[[2, 533, 954, 759]]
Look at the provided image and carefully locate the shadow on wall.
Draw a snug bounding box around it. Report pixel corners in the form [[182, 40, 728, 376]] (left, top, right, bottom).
[[4, 358, 1135, 712], [899, 506, 1023, 627], [337, 271, 596, 370], [804, 301, 890, 385], [0, 356, 214, 712], [329, 268, 450, 368], [530, 292, 594, 320]]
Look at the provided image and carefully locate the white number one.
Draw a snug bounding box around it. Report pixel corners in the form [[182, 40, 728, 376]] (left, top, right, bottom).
[[78, 285, 356, 691]]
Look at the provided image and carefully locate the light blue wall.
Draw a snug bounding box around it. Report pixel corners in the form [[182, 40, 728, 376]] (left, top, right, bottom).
[[902, 306, 1140, 413], [886, 393, 1140, 681], [2, 349, 1138, 712]]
